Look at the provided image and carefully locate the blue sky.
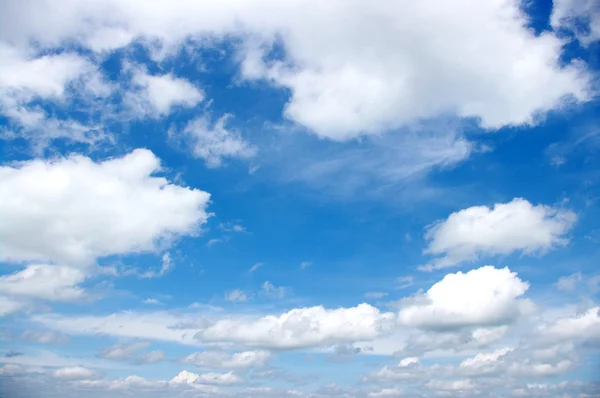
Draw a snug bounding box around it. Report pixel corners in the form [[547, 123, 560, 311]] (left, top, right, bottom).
[[0, 1, 599, 397]]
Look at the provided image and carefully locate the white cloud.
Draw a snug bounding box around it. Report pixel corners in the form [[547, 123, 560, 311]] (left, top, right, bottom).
[[53, 366, 100, 380], [540, 306, 600, 342], [0, 296, 24, 316], [300, 261, 312, 270], [552, 0, 600, 45], [143, 298, 162, 305], [31, 311, 204, 345], [398, 266, 532, 330], [171, 369, 243, 386], [136, 253, 174, 279], [368, 387, 403, 397], [198, 303, 395, 349], [137, 350, 166, 364], [124, 67, 204, 117], [20, 330, 69, 344], [260, 281, 287, 299], [225, 289, 249, 303], [0, 0, 593, 143], [249, 262, 264, 273], [0, 149, 211, 266], [365, 292, 388, 299], [174, 114, 256, 168], [422, 198, 577, 270], [182, 350, 271, 369], [459, 347, 512, 375], [426, 379, 476, 392], [0, 265, 86, 301], [556, 272, 583, 291], [0, 44, 92, 99], [98, 341, 151, 362]]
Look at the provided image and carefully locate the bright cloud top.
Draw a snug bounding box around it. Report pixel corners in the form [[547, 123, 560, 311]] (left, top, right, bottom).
[[422, 198, 577, 270], [0, 149, 211, 266], [0, 0, 593, 141]]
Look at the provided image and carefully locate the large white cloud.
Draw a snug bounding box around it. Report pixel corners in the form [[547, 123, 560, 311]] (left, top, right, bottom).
[[397, 266, 532, 330], [197, 304, 396, 349], [0, 149, 211, 266], [421, 198, 577, 270], [0, 0, 592, 140]]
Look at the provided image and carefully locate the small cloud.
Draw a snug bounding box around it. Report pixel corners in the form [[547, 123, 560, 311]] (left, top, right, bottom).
[[397, 276, 414, 289], [225, 289, 248, 303], [218, 222, 248, 233], [364, 292, 388, 299], [261, 281, 288, 299], [249, 262, 264, 273], [404, 232, 412, 242], [300, 261, 312, 269], [556, 272, 582, 291], [143, 298, 162, 305], [206, 238, 224, 247], [132, 253, 174, 279], [551, 155, 566, 166], [232, 225, 246, 233]]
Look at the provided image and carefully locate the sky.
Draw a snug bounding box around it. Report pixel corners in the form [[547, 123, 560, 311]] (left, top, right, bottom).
[[0, 0, 599, 397]]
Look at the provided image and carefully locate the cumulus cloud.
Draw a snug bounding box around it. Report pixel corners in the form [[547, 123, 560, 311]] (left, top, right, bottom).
[[0, 265, 86, 301], [173, 114, 256, 168], [0, 42, 112, 150], [0, 149, 211, 266], [0, 0, 592, 140], [124, 67, 204, 118], [398, 266, 532, 330], [540, 307, 600, 342], [171, 370, 243, 386], [197, 303, 395, 349], [182, 350, 271, 369], [421, 198, 577, 270]]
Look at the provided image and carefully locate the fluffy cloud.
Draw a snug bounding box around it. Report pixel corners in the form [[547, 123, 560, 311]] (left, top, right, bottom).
[[0, 265, 86, 301], [422, 198, 577, 270], [171, 370, 243, 386], [398, 266, 532, 330], [540, 306, 600, 342], [174, 115, 256, 168], [552, 0, 600, 45], [124, 67, 204, 118], [0, 0, 592, 140], [198, 304, 395, 349], [182, 350, 271, 369], [0, 149, 211, 266], [52, 366, 100, 380]]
